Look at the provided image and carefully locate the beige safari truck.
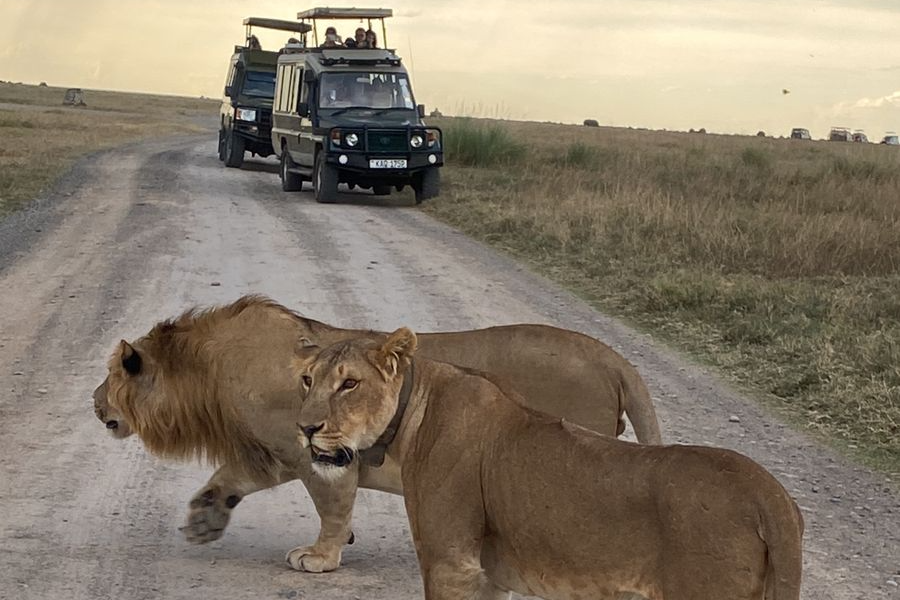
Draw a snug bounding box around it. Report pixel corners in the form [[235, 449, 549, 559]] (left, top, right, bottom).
[[270, 7, 442, 203], [218, 18, 312, 168]]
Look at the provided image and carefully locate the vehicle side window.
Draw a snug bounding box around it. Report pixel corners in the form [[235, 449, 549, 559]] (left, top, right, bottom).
[[291, 68, 303, 112], [279, 65, 292, 113], [299, 76, 309, 105], [276, 64, 287, 111], [225, 60, 237, 92]]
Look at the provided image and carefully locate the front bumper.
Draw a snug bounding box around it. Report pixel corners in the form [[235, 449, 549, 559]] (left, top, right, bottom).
[[324, 151, 443, 175]]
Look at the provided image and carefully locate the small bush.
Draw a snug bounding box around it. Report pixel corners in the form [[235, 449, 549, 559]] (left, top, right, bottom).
[[443, 120, 525, 167], [741, 147, 772, 171], [560, 142, 600, 169]]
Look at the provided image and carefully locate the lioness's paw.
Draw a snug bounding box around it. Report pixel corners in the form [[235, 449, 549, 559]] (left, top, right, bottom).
[[284, 545, 342, 573], [180, 486, 241, 544]]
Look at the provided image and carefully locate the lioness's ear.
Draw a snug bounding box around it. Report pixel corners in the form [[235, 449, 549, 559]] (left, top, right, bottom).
[[119, 340, 142, 376], [377, 327, 418, 378]]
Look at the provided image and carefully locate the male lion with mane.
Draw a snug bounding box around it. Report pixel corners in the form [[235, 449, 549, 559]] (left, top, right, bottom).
[[93, 295, 661, 572], [295, 328, 804, 600]]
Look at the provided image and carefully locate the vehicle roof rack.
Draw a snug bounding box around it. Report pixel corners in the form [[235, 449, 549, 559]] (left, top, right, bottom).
[[241, 17, 313, 52], [298, 6, 393, 48], [297, 7, 392, 19], [319, 48, 402, 66], [243, 17, 314, 33]]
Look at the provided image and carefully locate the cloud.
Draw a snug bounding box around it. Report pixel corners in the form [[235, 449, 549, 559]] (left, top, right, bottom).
[[852, 91, 900, 108]]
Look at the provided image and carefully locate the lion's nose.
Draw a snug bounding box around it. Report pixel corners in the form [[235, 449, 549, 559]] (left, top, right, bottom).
[[301, 423, 323, 439], [106, 420, 119, 430]]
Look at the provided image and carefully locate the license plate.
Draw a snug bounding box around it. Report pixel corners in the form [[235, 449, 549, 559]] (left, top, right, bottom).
[[369, 158, 407, 169]]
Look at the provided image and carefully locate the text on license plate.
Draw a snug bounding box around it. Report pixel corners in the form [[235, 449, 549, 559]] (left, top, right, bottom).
[[369, 158, 407, 169]]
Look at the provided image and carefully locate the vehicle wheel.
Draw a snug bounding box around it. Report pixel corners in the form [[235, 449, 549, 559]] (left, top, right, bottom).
[[224, 130, 245, 168], [413, 168, 441, 204], [372, 185, 391, 196], [217, 129, 226, 162], [314, 152, 339, 204], [280, 151, 304, 192]]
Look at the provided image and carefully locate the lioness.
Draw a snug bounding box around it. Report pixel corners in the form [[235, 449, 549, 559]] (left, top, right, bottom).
[[294, 328, 804, 600], [93, 295, 661, 572]]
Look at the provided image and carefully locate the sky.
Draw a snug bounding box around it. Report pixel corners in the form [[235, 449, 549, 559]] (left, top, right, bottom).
[[1, 0, 899, 137]]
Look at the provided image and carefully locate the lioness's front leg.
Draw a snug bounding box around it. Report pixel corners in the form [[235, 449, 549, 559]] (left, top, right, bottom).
[[182, 464, 299, 544], [285, 464, 359, 573]]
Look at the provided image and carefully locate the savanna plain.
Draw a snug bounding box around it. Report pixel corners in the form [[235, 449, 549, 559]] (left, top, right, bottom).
[[0, 82, 898, 600]]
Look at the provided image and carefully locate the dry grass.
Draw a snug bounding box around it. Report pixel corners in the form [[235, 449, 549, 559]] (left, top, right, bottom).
[[0, 83, 216, 214], [426, 118, 900, 472]]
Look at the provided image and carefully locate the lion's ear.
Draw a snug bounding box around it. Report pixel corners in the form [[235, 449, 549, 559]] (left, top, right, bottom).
[[291, 337, 320, 380], [119, 340, 142, 376], [377, 327, 418, 378]]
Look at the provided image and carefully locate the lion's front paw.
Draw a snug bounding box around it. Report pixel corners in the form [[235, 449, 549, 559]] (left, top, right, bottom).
[[285, 544, 342, 573], [179, 486, 242, 544]]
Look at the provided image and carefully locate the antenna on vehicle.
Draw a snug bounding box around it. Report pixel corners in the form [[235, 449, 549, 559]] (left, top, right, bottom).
[[407, 35, 417, 83]]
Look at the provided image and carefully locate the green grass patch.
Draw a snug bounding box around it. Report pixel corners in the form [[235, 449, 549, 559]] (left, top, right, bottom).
[[442, 119, 525, 167]]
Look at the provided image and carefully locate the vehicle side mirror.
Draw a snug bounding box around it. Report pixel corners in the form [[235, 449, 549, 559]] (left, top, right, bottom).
[[417, 104, 426, 118], [224, 85, 233, 98], [297, 101, 309, 117]]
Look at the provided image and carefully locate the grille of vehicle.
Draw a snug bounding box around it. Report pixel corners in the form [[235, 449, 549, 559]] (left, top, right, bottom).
[[367, 131, 407, 153], [259, 109, 272, 130]]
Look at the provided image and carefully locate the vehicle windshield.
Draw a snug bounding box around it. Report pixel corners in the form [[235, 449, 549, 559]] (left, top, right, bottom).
[[319, 72, 415, 110], [243, 70, 276, 98], [886, 136, 899, 144]]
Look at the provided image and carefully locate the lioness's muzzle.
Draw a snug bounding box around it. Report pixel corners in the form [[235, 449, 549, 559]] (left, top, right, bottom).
[[311, 446, 354, 467]]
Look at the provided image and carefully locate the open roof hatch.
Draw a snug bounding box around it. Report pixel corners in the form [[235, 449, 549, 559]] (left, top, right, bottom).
[[297, 7, 393, 48]]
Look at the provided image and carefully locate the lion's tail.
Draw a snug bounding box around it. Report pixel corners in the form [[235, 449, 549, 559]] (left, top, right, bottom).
[[760, 488, 804, 600], [620, 372, 663, 444]]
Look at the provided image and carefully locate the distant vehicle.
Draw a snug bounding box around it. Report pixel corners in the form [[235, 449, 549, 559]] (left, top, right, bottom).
[[881, 132, 899, 145], [829, 127, 852, 142], [790, 128, 811, 140], [218, 17, 312, 168], [851, 131, 869, 143], [271, 7, 442, 204]]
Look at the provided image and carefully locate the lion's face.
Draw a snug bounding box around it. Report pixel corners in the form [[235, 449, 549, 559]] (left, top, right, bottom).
[[295, 328, 417, 479], [92, 376, 133, 439], [93, 339, 157, 441]]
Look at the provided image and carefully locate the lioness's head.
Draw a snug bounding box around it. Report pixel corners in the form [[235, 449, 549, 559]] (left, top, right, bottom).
[[294, 327, 417, 479], [92, 340, 143, 439]]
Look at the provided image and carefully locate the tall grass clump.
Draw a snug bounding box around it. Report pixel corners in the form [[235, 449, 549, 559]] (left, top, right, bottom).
[[443, 119, 525, 167]]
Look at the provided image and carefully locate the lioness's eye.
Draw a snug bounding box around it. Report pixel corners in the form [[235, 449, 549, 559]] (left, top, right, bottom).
[[340, 378, 358, 390], [302, 375, 312, 387]]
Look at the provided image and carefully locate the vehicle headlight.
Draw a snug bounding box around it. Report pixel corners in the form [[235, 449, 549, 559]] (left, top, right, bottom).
[[235, 108, 257, 122], [345, 133, 359, 147], [410, 134, 424, 149]]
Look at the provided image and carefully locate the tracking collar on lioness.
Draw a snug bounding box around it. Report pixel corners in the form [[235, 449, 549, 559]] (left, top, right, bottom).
[[359, 360, 415, 467]]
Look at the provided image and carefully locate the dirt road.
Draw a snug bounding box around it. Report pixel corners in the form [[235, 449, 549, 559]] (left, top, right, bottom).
[[0, 135, 897, 600]]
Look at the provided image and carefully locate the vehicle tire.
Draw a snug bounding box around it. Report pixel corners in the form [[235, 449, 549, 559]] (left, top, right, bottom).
[[413, 168, 441, 204], [314, 151, 339, 204], [372, 185, 391, 196], [217, 128, 226, 162], [280, 150, 304, 192], [224, 130, 245, 168]]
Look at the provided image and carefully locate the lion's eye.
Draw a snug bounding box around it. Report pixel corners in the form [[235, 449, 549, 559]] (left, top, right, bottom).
[[340, 378, 358, 390], [301, 375, 312, 387]]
